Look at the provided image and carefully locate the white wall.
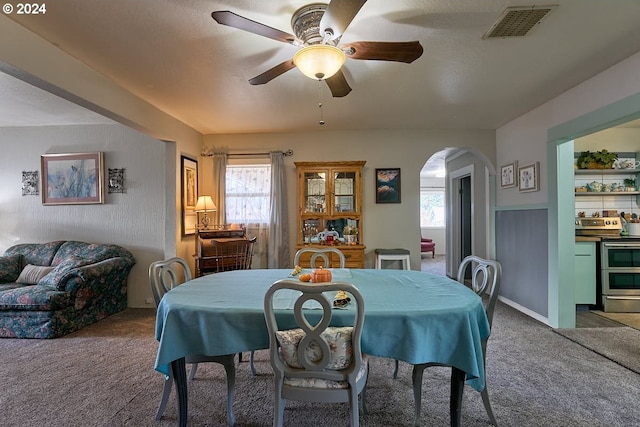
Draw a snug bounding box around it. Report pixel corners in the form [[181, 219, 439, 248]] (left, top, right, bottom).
[[0, 124, 167, 307], [202, 129, 496, 270]]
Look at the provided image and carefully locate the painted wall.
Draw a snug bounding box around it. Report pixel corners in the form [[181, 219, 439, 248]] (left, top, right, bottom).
[[0, 124, 168, 307], [496, 51, 640, 327], [0, 13, 205, 295], [202, 129, 496, 270]]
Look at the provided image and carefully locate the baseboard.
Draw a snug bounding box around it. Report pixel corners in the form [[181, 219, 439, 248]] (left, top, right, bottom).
[[498, 295, 549, 326]]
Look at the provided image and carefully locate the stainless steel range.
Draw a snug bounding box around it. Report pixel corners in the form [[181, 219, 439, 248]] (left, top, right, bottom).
[[575, 217, 622, 237], [601, 240, 640, 312], [574, 217, 637, 312]]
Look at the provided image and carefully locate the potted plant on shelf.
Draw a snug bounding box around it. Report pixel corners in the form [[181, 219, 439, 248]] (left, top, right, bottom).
[[343, 225, 358, 245], [624, 178, 636, 191], [576, 150, 618, 169]]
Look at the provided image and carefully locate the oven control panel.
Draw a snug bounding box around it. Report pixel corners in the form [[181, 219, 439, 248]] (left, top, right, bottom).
[[575, 217, 621, 229]]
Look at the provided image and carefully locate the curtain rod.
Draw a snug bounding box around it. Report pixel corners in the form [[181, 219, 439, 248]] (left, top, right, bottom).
[[201, 149, 293, 158]]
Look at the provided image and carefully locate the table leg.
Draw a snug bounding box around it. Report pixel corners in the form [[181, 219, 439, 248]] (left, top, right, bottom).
[[171, 357, 187, 427], [450, 367, 465, 427]]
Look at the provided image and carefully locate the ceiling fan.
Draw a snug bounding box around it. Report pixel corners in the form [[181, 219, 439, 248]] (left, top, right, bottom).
[[211, 1, 423, 97]]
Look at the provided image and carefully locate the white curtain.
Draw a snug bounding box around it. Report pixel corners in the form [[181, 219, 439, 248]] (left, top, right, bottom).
[[268, 152, 289, 268], [212, 153, 227, 227]]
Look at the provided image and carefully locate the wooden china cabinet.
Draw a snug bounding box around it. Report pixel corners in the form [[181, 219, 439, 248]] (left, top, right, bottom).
[[295, 161, 366, 268]]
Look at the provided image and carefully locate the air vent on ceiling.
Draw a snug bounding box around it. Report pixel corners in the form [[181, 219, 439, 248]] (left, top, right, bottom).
[[482, 5, 557, 39]]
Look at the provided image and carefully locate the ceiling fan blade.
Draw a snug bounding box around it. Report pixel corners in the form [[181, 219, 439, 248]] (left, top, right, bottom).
[[325, 70, 352, 97], [212, 11, 297, 45], [342, 41, 424, 63], [320, 0, 367, 41], [248, 60, 297, 85]]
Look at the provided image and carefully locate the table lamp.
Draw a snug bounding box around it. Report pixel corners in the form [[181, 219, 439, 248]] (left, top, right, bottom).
[[195, 195, 217, 229]]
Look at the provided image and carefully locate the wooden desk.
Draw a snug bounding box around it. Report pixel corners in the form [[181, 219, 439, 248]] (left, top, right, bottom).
[[194, 227, 248, 277]]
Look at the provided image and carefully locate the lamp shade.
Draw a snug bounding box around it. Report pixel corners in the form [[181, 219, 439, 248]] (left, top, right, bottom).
[[194, 195, 217, 212], [293, 44, 346, 80]]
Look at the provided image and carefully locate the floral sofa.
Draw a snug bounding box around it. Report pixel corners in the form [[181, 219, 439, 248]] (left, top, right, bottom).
[[0, 240, 136, 338]]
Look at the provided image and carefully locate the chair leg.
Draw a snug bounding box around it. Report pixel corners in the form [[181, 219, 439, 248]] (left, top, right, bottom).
[[349, 388, 359, 427], [188, 362, 198, 381], [393, 359, 400, 379], [249, 350, 256, 377], [222, 357, 236, 426], [155, 375, 173, 420], [411, 364, 425, 427], [481, 385, 498, 425]]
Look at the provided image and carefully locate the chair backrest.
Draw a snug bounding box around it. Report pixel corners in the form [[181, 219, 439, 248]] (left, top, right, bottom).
[[264, 279, 365, 384], [149, 257, 192, 306], [203, 236, 257, 273], [293, 247, 346, 268], [456, 255, 502, 328]]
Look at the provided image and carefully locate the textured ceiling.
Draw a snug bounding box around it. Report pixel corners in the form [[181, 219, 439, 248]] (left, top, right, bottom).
[[3, 0, 640, 135]]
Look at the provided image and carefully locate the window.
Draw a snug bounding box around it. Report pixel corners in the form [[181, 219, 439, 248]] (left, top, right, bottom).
[[225, 162, 271, 224], [420, 188, 445, 227]]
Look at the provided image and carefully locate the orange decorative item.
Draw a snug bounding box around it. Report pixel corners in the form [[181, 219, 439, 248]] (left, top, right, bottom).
[[298, 273, 312, 282], [312, 267, 332, 283]]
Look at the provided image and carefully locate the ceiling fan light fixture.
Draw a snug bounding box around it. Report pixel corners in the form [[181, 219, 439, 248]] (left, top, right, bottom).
[[293, 44, 345, 80]]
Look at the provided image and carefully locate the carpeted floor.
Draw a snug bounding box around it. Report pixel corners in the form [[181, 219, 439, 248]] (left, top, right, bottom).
[[2, 302, 640, 426], [553, 326, 640, 375]]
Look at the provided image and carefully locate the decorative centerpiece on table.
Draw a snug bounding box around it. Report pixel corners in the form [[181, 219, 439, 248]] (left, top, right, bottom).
[[576, 149, 618, 169], [343, 225, 358, 245]]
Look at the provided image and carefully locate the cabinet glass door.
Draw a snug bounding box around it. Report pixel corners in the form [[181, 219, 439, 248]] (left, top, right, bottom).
[[333, 171, 356, 213], [304, 172, 326, 213]]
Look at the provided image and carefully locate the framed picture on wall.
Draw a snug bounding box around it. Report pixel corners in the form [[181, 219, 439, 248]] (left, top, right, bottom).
[[375, 168, 401, 203], [41, 152, 104, 205], [181, 155, 198, 236], [500, 161, 517, 188], [518, 162, 539, 192]]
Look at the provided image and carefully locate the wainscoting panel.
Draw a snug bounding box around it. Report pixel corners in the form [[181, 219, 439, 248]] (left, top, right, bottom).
[[496, 209, 549, 317]]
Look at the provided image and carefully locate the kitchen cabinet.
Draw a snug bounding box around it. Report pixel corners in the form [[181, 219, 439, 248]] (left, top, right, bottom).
[[295, 161, 366, 268], [575, 241, 596, 304]]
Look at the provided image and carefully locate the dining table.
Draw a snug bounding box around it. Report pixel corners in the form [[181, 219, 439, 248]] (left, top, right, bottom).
[[154, 268, 490, 426]]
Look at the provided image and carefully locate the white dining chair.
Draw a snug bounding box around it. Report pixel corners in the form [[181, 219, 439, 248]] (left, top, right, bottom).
[[149, 257, 236, 426], [264, 279, 368, 426], [412, 255, 502, 426], [293, 247, 346, 268]]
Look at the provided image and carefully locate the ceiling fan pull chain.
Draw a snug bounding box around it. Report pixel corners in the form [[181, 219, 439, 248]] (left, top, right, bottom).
[[318, 79, 325, 126]]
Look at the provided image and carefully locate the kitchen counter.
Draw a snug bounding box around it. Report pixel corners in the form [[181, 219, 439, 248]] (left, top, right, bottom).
[[575, 236, 602, 242]]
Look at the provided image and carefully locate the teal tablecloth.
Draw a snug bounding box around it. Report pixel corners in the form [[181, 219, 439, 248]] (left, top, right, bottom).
[[155, 269, 490, 390]]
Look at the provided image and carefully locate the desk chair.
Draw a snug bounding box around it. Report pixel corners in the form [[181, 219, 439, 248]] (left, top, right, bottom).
[[149, 257, 236, 426], [412, 255, 502, 426], [264, 280, 368, 427], [293, 247, 346, 268]]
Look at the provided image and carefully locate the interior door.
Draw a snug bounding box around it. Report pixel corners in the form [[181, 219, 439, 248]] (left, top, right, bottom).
[[460, 175, 472, 260]]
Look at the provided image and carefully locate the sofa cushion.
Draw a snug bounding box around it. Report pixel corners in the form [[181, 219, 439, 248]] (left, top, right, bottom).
[[16, 265, 54, 284], [0, 254, 23, 283], [38, 256, 94, 290], [51, 241, 135, 267], [276, 326, 354, 370], [4, 241, 65, 267]]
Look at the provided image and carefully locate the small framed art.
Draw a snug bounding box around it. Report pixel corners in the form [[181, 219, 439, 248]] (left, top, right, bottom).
[[375, 168, 401, 203], [181, 155, 198, 236], [518, 162, 539, 192], [500, 162, 517, 188], [41, 152, 104, 205]]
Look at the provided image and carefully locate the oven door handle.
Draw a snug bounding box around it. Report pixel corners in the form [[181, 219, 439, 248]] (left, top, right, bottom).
[[602, 243, 640, 249]]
